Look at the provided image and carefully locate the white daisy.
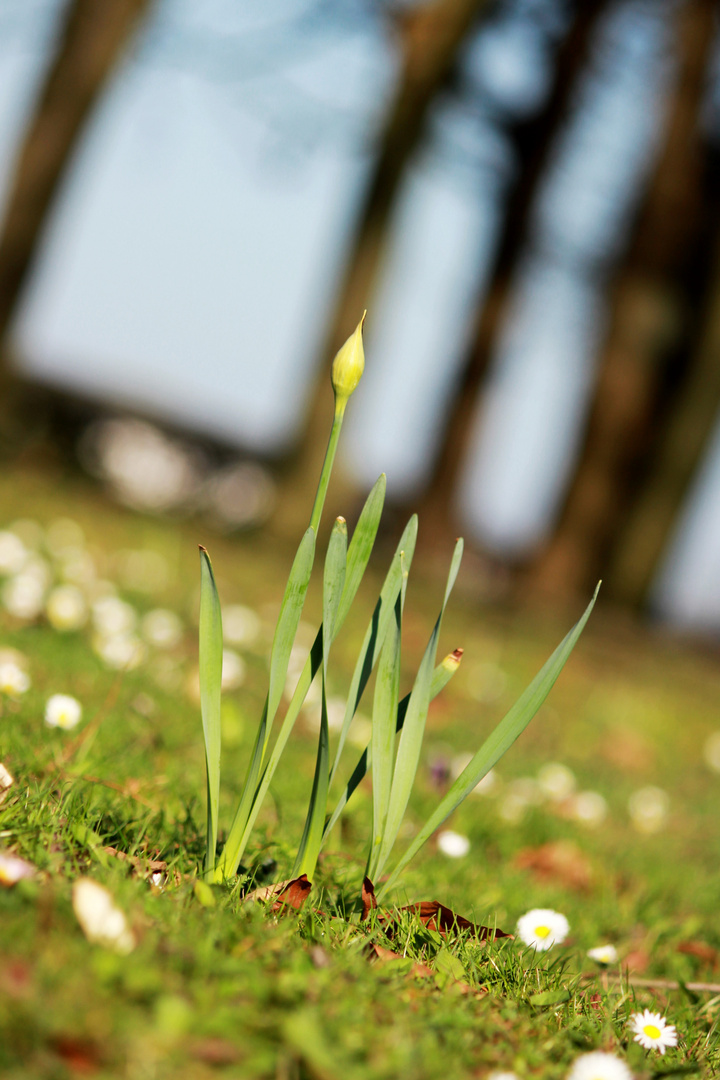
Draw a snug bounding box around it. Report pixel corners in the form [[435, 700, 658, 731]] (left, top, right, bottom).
[[516, 908, 569, 950], [0, 660, 30, 696], [72, 878, 135, 953], [45, 694, 82, 730], [587, 944, 619, 965], [2, 573, 45, 619], [567, 1051, 632, 1080], [437, 830, 471, 858], [0, 762, 13, 803], [0, 851, 36, 886], [629, 1009, 678, 1054], [46, 584, 88, 631], [537, 762, 576, 801], [488, 1073, 520, 1080]]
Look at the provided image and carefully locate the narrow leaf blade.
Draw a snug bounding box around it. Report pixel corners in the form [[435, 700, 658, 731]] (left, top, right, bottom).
[[336, 474, 386, 628], [329, 514, 419, 785], [378, 583, 601, 899], [199, 547, 223, 876], [375, 539, 463, 876], [323, 648, 463, 846]]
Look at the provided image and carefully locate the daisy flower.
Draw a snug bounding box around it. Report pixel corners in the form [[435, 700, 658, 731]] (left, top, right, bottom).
[[72, 878, 135, 954], [0, 850, 36, 886], [45, 694, 83, 730], [587, 944, 619, 965], [436, 830, 470, 858], [0, 660, 30, 696], [516, 908, 569, 950], [629, 1009, 678, 1054], [567, 1051, 632, 1080]]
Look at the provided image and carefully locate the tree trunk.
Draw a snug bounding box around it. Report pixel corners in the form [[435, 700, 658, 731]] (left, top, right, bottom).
[[0, 0, 153, 354], [527, 0, 717, 603], [417, 0, 609, 536], [272, 0, 491, 539], [608, 196, 720, 605]]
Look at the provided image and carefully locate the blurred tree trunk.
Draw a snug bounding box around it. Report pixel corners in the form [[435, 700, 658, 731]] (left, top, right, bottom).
[[0, 0, 153, 356], [416, 0, 609, 536], [608, 178, 720, 605], [528, 0, 717, 603], [274, 0, 491, 537]]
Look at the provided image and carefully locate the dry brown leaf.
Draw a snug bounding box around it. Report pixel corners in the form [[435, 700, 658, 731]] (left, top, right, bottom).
[[51, 1035, 101, 1074], [361, 877, 511, 941], [362, 875, 378, 920], [366, 941, 434, 978], [271, 874, 312, 912], [514, 840, 593, 892], [678, 940, 719, 968]]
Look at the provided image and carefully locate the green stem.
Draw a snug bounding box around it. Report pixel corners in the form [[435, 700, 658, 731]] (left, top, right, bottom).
[[309, 404, 344, 534]]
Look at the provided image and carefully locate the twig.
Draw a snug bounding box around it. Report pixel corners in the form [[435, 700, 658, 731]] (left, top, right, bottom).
[[582, 973, 720, 994]]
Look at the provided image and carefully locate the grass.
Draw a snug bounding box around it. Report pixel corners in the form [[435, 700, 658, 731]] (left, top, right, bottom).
[[1, 458, 720, 1078]]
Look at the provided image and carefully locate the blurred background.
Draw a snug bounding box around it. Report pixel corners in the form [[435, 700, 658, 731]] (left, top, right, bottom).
[[1, 0, 720, 634]]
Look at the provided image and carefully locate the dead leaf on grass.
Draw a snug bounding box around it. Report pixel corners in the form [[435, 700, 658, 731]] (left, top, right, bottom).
[[244, 874, 312, 911], [51, 1034, 102, 1075], [361, 876, 511, 941], [678, 940, 719, 968], [514, 840, 593, 892]]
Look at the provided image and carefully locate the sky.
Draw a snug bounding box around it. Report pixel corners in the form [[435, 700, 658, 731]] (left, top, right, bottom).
[[2, 0, 720, 630]]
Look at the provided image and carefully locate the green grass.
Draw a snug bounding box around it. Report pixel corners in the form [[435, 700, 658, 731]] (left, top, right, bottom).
[[1, 461, 720, 1078]]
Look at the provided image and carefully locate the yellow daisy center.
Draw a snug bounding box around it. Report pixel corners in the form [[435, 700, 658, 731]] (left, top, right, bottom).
[[643, 1024, 661, 1039], [535, 925, 551, 938]]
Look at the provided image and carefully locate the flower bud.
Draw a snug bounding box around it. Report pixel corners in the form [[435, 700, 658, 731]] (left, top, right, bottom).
[[331, 312, 366, 412]]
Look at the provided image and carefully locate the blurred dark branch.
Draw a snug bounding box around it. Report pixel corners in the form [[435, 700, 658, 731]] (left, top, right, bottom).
[[417, 0, 609, 531], [528, 0, 718, 602], [608, 143, 720, 605], [0, 0, 154, 356], [274, 0, 494, 535]]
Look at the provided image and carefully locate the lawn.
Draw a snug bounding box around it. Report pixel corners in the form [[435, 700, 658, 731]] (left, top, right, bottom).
[[1, 456, 719, 1080]]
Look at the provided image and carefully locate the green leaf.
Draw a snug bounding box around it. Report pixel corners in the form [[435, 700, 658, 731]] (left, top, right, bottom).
[[529, 989, 571, 1007], [292, 684, 330, 879], [434, 947, 466, 983], [367, 572, 404, 881], [293, 518, 347, 879], [322, 648, 463, 845], [329, 514, 419, 786], [374, 538, 463, 878], [336, 474, 386, 629], [221, 478, 388, 875], [377, 583, 601, 900], [267, 526, 317, 727], [214, 527, 316, 882], [321, 517, 348, 656], [199, 547, 222, 876]]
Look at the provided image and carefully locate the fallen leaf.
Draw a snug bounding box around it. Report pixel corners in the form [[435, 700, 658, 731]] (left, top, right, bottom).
[[514, 840, 593, 892], [678, 940, 719, 968], [624, 948, 650, 974], [402, 899, 511, 941], [189, 1038, 241, 1065], [271, 874, 312, 912], [361, 875, 378, 920], [51, 1035, 101, 1074], [366, 941, 434, 978], [361, 877, 509, 941]]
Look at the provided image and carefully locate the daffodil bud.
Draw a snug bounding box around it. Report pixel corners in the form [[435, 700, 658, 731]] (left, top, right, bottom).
[[331, 312, 366, 413]]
